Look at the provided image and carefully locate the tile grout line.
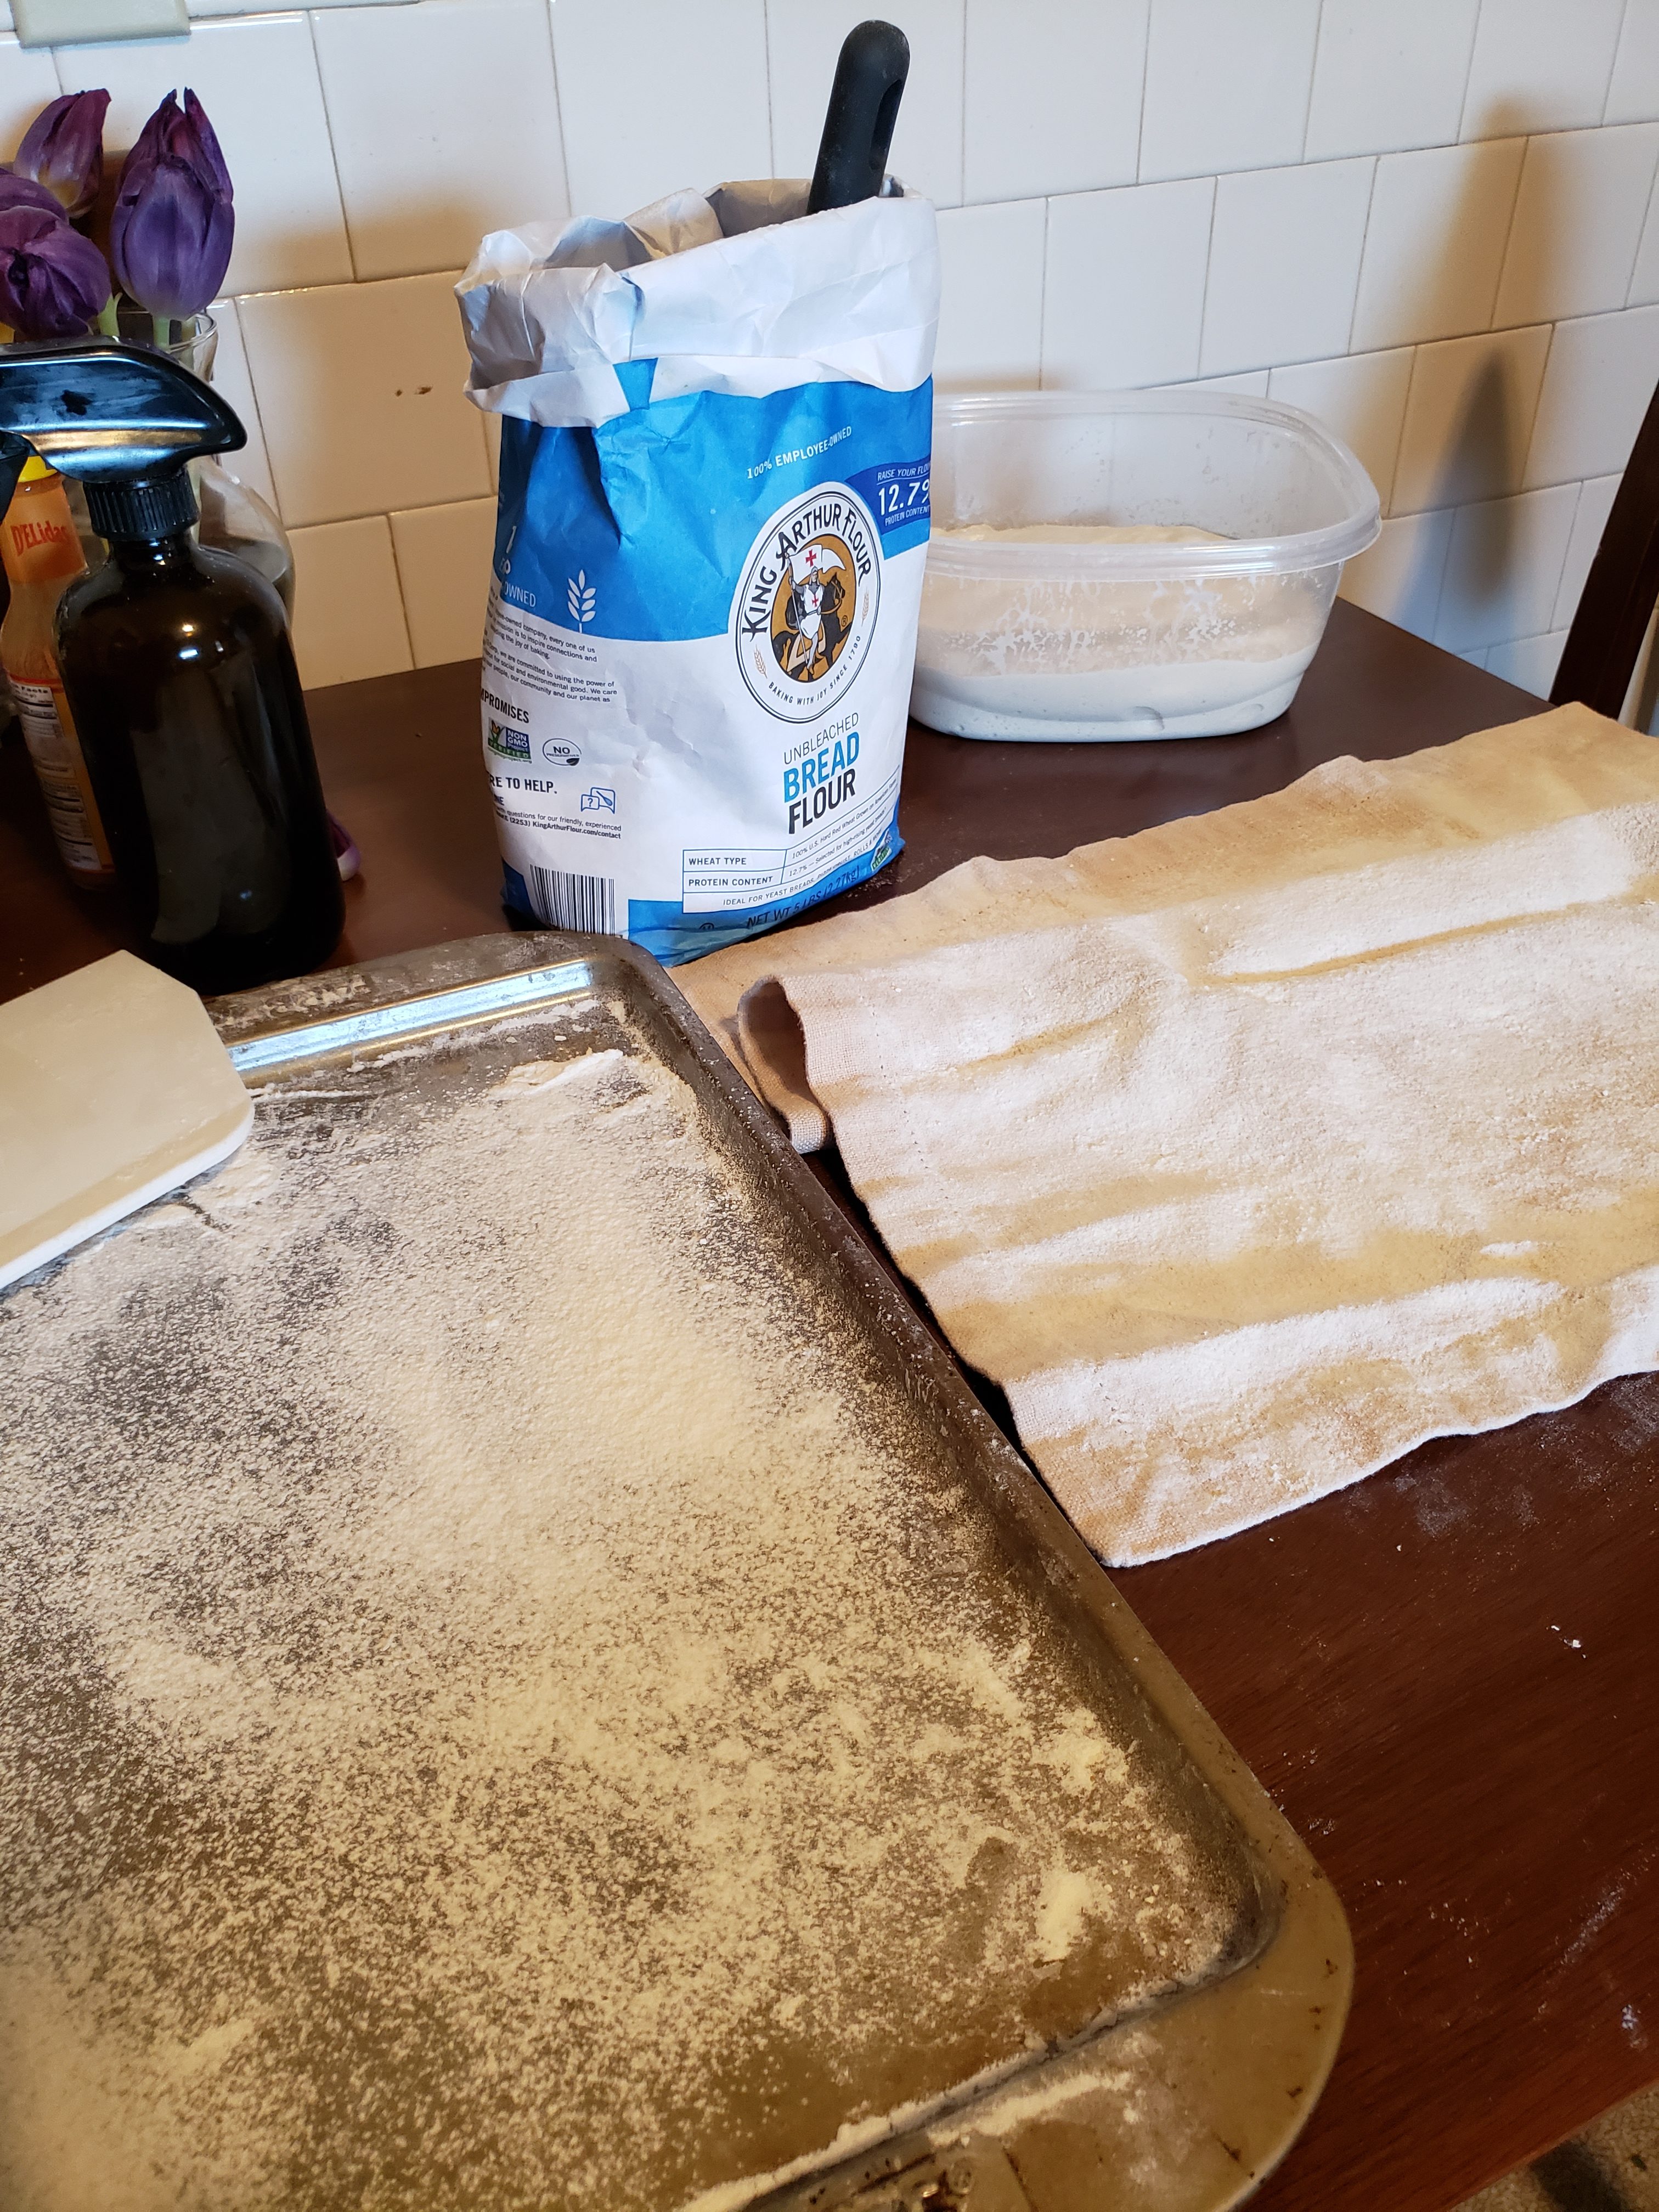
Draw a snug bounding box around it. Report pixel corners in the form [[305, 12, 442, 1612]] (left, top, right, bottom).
[[1455, 0, 1487, 143], [1387, 341, 1425, 521], [1376, 341, 1414, 517], [1621, 142, 1659, 307], [379, 508, 425, 672], [545, 0, 573, 215], [1548, 478, 1589, 634], [1344, 154, 1380, 356], [1299, 0, 1325, 165], [1601, 0, 1633, 126], [1487, 136, 1532, 336], [1516, 316, 1558, 500], [303, 4, 363, 286], [1035, 194, 1049, 390], [955, 0, 966, 210], [214, 298, 284, 525], [1193, 173, 1220, 382]]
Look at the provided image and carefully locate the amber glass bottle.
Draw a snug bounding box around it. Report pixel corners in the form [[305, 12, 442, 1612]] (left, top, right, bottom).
[[59, 470, 343, 995], [1, 458, 112, 883]]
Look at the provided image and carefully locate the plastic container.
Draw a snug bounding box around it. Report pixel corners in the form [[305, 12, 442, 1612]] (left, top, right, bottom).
[[913, 390, 1380, 741]]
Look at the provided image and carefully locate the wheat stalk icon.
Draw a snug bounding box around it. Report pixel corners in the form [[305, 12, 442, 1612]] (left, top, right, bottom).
[[568, 570, 596, 630]]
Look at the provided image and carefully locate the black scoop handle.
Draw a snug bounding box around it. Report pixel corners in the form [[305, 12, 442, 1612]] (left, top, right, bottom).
[[807, 19, 911, 213]]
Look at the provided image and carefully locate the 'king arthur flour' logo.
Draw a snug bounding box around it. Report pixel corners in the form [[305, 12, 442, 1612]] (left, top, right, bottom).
[[733, 484, 881, 722]]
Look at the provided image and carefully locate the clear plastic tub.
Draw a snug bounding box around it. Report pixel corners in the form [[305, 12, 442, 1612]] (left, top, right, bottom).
[[913, 390, 1381, 742]]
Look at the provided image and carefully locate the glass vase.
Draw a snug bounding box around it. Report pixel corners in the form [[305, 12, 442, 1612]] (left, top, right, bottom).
[[150, 307, 296, 622]]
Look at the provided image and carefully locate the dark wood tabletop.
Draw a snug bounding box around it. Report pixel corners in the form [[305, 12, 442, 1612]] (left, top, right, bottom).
[[4, 596, 1656, 2212]]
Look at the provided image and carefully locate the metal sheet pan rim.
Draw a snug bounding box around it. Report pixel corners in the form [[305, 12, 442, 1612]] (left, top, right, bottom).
[[211, 930, 1354, 2212]]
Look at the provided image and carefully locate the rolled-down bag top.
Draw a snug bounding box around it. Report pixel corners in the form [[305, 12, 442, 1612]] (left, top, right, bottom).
[[455, 179, 939, 964]]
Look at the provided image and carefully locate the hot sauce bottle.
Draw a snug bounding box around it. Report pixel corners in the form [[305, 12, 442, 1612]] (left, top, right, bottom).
[[0, 455, 112, 883]]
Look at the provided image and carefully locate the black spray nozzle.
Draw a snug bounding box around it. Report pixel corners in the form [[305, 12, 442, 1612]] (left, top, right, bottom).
[[807, 19, 911, 215], [0, 338, 245, 526]]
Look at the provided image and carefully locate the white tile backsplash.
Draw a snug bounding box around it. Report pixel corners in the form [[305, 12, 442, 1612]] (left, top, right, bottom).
[[1267, 348, 1415, 510], [1337, 507, 1455, 640], [1551, 472, 1621, 629], [1350, 138, 1526, 353], [555, 0, 771, 218], [38, 0, 1646, 693], [1199, 158, 1374, 378], [289, 515, 413, 689], [1628, 174, 1659, 306], [1434, 480, 1579, 650], [935, 198, 1045, 387], [1175, 370, 1270, 396], [59, 16, 352, 296], [1305, 0, 1481, 162], [1607, 0, 1659, 126], [390, 496, 498, 668], [1390, 323, 1551, 514], [963, 0, 1144, 205], [239, 272, 490, 527], [0, 33, 61, 159], [1139, 0, 1321, 184], [1525, 304, 1659, 487], [1492, 124, 1659, 328], [314, 0, 568, 283], [769, 0, 964, 207], [204, 295, 277, 512], [1459, 0, 1626, 139], [1484, 629, 1567, 695], [1042, 178, 1213, 391]]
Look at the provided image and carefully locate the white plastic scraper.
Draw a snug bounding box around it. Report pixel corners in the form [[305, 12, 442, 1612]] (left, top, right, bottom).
[[0, 951, 253, 1293]]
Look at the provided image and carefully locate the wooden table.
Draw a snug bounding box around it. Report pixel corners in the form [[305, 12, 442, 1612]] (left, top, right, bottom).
[[4, 597, 1656, 2211]]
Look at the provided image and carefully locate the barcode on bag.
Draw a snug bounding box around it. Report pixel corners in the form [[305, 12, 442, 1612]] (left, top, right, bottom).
[[526, 866, 618, 934]]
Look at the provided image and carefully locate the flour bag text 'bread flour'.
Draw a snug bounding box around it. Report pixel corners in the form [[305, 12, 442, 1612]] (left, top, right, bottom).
[[456, 180, 938, 964]]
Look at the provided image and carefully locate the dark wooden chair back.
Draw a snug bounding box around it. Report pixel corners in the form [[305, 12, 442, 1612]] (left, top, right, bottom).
[[1551, 374, 1659, 719]]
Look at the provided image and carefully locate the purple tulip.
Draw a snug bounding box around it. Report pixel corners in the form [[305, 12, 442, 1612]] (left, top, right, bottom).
[[14, 90, 111, 222], [0, 168, 72, 221], [110, 89, 234, 324], [0, 205, 111, 339]]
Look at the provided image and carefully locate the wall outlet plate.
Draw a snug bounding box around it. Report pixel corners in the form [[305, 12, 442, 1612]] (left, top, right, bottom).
[[14, 0, 187, 44]]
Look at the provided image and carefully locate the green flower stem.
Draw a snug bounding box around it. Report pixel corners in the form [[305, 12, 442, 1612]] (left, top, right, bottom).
[[152, 312, 172, 349], [95, 296, 120, 339]]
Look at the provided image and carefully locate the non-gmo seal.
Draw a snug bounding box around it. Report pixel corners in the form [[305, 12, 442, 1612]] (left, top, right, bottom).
[[732, 484, 882, 723]]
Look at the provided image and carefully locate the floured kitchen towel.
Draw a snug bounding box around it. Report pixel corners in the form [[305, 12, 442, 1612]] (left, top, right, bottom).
[[676, 705, 1659, 1565]]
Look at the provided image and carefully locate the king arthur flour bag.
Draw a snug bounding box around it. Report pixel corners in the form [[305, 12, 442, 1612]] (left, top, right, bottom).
[[456, 179, 938, 964]]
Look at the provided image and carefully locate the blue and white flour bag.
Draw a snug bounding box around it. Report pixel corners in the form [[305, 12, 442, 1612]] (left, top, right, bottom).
[[456, 179, 939, 964]]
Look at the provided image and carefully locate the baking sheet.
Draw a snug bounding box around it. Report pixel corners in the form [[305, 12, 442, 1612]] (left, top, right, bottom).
[[0, 935, 1351, 2212]]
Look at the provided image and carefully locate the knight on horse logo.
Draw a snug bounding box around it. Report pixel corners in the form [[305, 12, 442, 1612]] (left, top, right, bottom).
[[734, 485, 881, 723], [772, 537, 851, 683]]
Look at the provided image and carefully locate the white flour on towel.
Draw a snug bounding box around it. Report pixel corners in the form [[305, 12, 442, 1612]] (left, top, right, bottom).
[[678, 704, 1659, 1564]]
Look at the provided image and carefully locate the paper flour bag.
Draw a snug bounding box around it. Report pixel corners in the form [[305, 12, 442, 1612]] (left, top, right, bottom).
[[455, 179, 938, 964]]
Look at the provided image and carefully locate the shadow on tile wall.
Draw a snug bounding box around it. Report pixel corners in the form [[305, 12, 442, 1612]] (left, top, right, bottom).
[[1404, 103, 1539, 628]]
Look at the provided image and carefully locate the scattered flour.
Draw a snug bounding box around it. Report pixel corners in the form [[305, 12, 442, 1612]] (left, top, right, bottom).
[[0, 1009, 1241, 2212]]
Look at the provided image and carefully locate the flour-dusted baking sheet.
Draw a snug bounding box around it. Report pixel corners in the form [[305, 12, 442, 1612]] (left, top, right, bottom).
[[0, 935, 1350, 2212]]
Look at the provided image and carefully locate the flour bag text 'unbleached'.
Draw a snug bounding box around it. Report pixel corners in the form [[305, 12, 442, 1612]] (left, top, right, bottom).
[[456, 180, 939, 964]]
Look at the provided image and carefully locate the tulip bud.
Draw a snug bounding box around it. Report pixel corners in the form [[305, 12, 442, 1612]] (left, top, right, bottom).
[[110, 89, 234, 326], [0, 205, 112, 340], [13, 90, 110, 223]]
